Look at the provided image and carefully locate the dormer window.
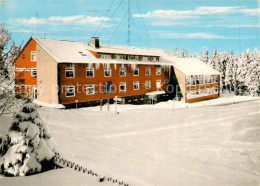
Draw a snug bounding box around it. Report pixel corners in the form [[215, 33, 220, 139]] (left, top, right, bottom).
[[98, 54, 111, 59], [129, 55, 138, 61], [152, 57, 159, 62], [116, 55, 126, 60], [142, 56, 149, 61]]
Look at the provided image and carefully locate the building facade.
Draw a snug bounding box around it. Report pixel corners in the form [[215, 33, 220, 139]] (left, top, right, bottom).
[[14, 36, 220, 107]]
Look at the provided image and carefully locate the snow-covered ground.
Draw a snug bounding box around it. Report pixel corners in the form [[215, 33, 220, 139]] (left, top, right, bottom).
[[0, 95, 260, 185]]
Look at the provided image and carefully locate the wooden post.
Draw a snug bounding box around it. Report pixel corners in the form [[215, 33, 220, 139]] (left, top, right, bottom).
[[107, 99, 110, 111], [100, 99, 102, 111]]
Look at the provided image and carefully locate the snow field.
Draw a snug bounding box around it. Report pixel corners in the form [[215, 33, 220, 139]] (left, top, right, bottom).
[[37, 100, 260, 185]]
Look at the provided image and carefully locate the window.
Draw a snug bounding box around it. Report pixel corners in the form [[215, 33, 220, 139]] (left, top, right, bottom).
[[86, 84, 95, 95], [196, 89, 200, 95], [119, 82, 126, 92], [187, 75, 191, 86], [65, 67, 74, 78], [214, 87, 218, 94], [98, 54, 111, 59], [205, 75, 209, 84], [31, 68, 37, 77], [133, 68, 139, 76], [199, 75, 204, 84], [195, 75, 200, 85], [86, 67, 94, 77], [104, 68, 111, 77], [152, 57, 159, 62], [16, 68, 30, 72], [104, 82, 112, 93], [119, 67, 126, 76], [156, 67, 161, 75], [142, 56, 149, 61], [156, 80, 161, 89], [133, 81, 139, 90], [31, 51, 36, 61], [116, 55, 126, 60], [129, 55, 138, 61], [65, 86, 75, 97], [145, 80, 151, 89], [191, 75, 195, 85], [145, 67, 151, 75]]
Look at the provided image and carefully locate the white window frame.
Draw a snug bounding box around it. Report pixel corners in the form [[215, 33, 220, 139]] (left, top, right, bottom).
[[145, 67, 151, 76], [31, 68, 37, 77], [16, 68, 30, 72], [119, 82, 126, 92], [31, 51, 37, 62], [86, 84, 95, 95], [133, 68, 139, 76], [86, 67, 94, 77], [65, 67, 75, 78], [156, 67, 161, 75], [156, 80, 161, 89], [145, 80, 151, 89], [119, 67, 126, 76], [133, 81, 139, 90], [65, 85, 75, 97], [104, 68, 111, 77]]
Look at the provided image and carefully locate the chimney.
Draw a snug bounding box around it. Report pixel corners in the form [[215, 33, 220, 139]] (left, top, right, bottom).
[[91, 37, 100, 48]]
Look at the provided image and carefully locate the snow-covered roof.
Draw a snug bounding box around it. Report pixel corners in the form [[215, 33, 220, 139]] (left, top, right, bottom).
[[32, 36, 220, 75], [164, 56, 220, 75]]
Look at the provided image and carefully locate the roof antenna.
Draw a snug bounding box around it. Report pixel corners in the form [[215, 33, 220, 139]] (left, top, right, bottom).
[[127, 0, 130, 46]]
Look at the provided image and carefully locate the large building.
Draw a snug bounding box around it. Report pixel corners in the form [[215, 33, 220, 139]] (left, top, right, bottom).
[[14, 36, 220, 108]]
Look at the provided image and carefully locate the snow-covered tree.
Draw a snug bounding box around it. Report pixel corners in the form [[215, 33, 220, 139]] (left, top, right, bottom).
[[201, 48, 209, 64], [225, 52, 238, 92], [0, 23, 21, 116], [236, 49, 252, 95], [245, 48, 260, 96], [180, 48, 188, 58], [172, 48, 180, 57], [0, 101, 56, 176]]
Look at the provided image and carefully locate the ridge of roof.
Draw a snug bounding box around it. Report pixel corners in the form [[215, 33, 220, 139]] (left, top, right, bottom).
[[31, 36, 220, 75]]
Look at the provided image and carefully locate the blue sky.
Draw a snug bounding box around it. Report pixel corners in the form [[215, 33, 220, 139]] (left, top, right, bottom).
[[0, 0, 259, 55]]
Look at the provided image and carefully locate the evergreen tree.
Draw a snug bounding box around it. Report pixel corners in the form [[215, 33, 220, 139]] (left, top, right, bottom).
[[0, 101, 56, 176], [246, 48, 260, 96], [201, 48, 209, 64], [236, 49, 251, 95]]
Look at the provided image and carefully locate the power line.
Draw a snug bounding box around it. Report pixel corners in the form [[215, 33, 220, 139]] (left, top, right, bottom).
[[93, 0, 116, 37], [136, 0, 151, 48], [98, 0, 124, 38], [108, 11, 128, 43], [127, 0, 130, 46]]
